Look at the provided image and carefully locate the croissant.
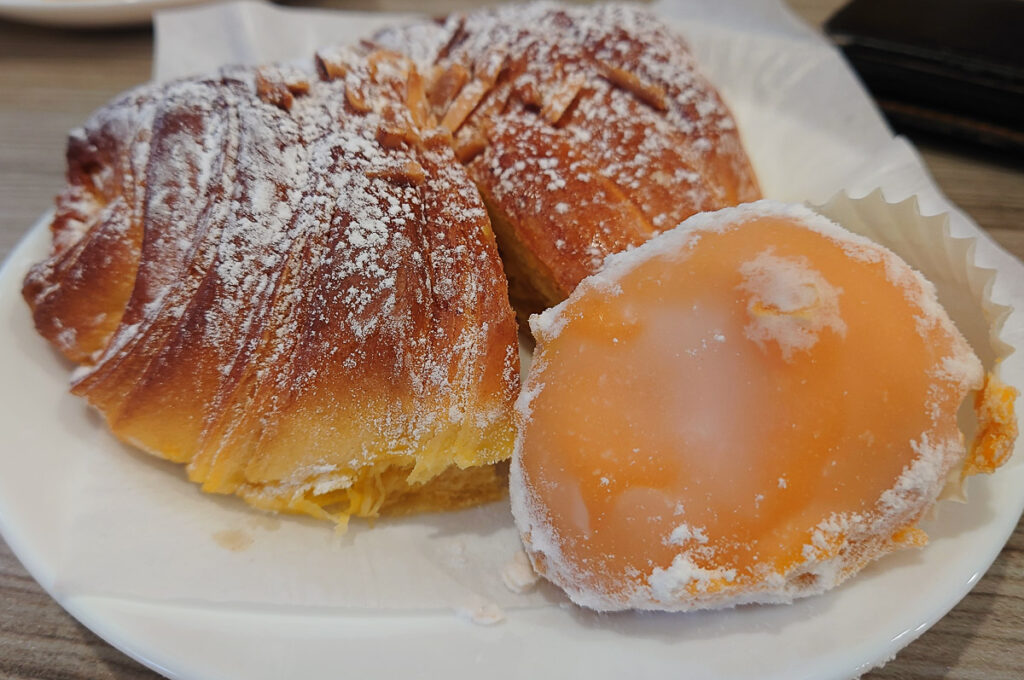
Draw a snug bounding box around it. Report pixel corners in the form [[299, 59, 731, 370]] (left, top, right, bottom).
[[24, 54, 520, 523], [23, 4, 759, 523]]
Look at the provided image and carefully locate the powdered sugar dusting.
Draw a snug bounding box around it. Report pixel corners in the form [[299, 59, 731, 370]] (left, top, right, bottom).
[[649, 554, 737, 601], [665, 523, 709, 546], [510, 199, 987, 612], [374, 2, 759, 301], [737, 249, 846, 361], [31, 43, 519, 517]]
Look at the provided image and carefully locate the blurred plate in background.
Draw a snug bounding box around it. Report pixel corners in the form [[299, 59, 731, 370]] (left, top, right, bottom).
[[0, 0, 218, 27]]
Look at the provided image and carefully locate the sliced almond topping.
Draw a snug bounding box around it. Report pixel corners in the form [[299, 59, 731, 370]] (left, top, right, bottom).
[[346, 84, 372, 114], [404, 159, 427, 185], [437, 17, 467, 61], [367, 160, 427, 186], [368, 49, 410, 83], [254, 67, 311, 111], [255, 71, 295, 111], [376, 124, 408, 150], [541, 73, 586, 124], [405, 69, 433, 130], [284, 75, 311, 97], [376, 119, 421, 149], [596, 60, 667, 112], [476, 49, 508, 85], [428, 62, 470, 114], [427, 63, 446, 91], [315, 54, 348, 82], [453, 126, 488, 164], [440, 79, 491, 134], [514, 80, 543, 109]]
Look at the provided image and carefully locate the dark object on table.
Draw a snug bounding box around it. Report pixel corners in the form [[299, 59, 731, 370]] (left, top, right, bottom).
[[825, 0, 1024, 154]]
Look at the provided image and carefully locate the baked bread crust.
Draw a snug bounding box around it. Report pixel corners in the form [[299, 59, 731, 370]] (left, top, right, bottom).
[[374, 4, 761, 315], [23, 55, 519, 523], [23, 4, 760, 524]]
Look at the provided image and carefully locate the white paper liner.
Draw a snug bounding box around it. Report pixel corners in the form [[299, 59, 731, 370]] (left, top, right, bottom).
[[23, 0, 1017, 613], [815, 190, 1016, 502], [816, 191, 1014, 374]]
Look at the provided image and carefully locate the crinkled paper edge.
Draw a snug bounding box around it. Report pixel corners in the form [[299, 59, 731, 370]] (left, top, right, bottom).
[[815, 189, 1016, 502]]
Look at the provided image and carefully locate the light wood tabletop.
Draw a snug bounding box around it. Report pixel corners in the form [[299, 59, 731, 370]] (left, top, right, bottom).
[[1, 0, 1022, 678]]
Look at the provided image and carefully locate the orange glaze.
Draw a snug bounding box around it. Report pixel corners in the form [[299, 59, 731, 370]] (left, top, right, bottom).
[[515, 209, 982, 609]]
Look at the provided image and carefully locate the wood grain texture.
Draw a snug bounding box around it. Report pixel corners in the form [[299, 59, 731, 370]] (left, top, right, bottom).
[[0, 1, 1022, 678]]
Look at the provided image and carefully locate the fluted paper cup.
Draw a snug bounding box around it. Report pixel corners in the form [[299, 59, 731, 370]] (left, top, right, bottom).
[[815, 190, 1017, 501]]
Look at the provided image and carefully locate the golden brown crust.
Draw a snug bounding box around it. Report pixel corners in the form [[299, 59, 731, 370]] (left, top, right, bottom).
[[374, 4, 762, 311], [23, 4, 762, 524], [22, 88, 155, 363], [24, 54, 519, 522]]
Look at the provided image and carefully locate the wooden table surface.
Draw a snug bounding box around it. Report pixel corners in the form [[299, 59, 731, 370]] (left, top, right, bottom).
[[1, 0, 1022, 678]]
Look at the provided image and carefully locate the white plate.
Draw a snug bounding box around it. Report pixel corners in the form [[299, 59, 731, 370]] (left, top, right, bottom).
[[3, 1, 1024, 678], [4, 213, 1024, 680], [0, 0, 215, 28]]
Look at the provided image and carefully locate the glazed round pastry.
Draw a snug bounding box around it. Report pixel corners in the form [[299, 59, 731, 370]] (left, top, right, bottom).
[[511, 201, 994, 611], [374, 3, 761, 316]]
